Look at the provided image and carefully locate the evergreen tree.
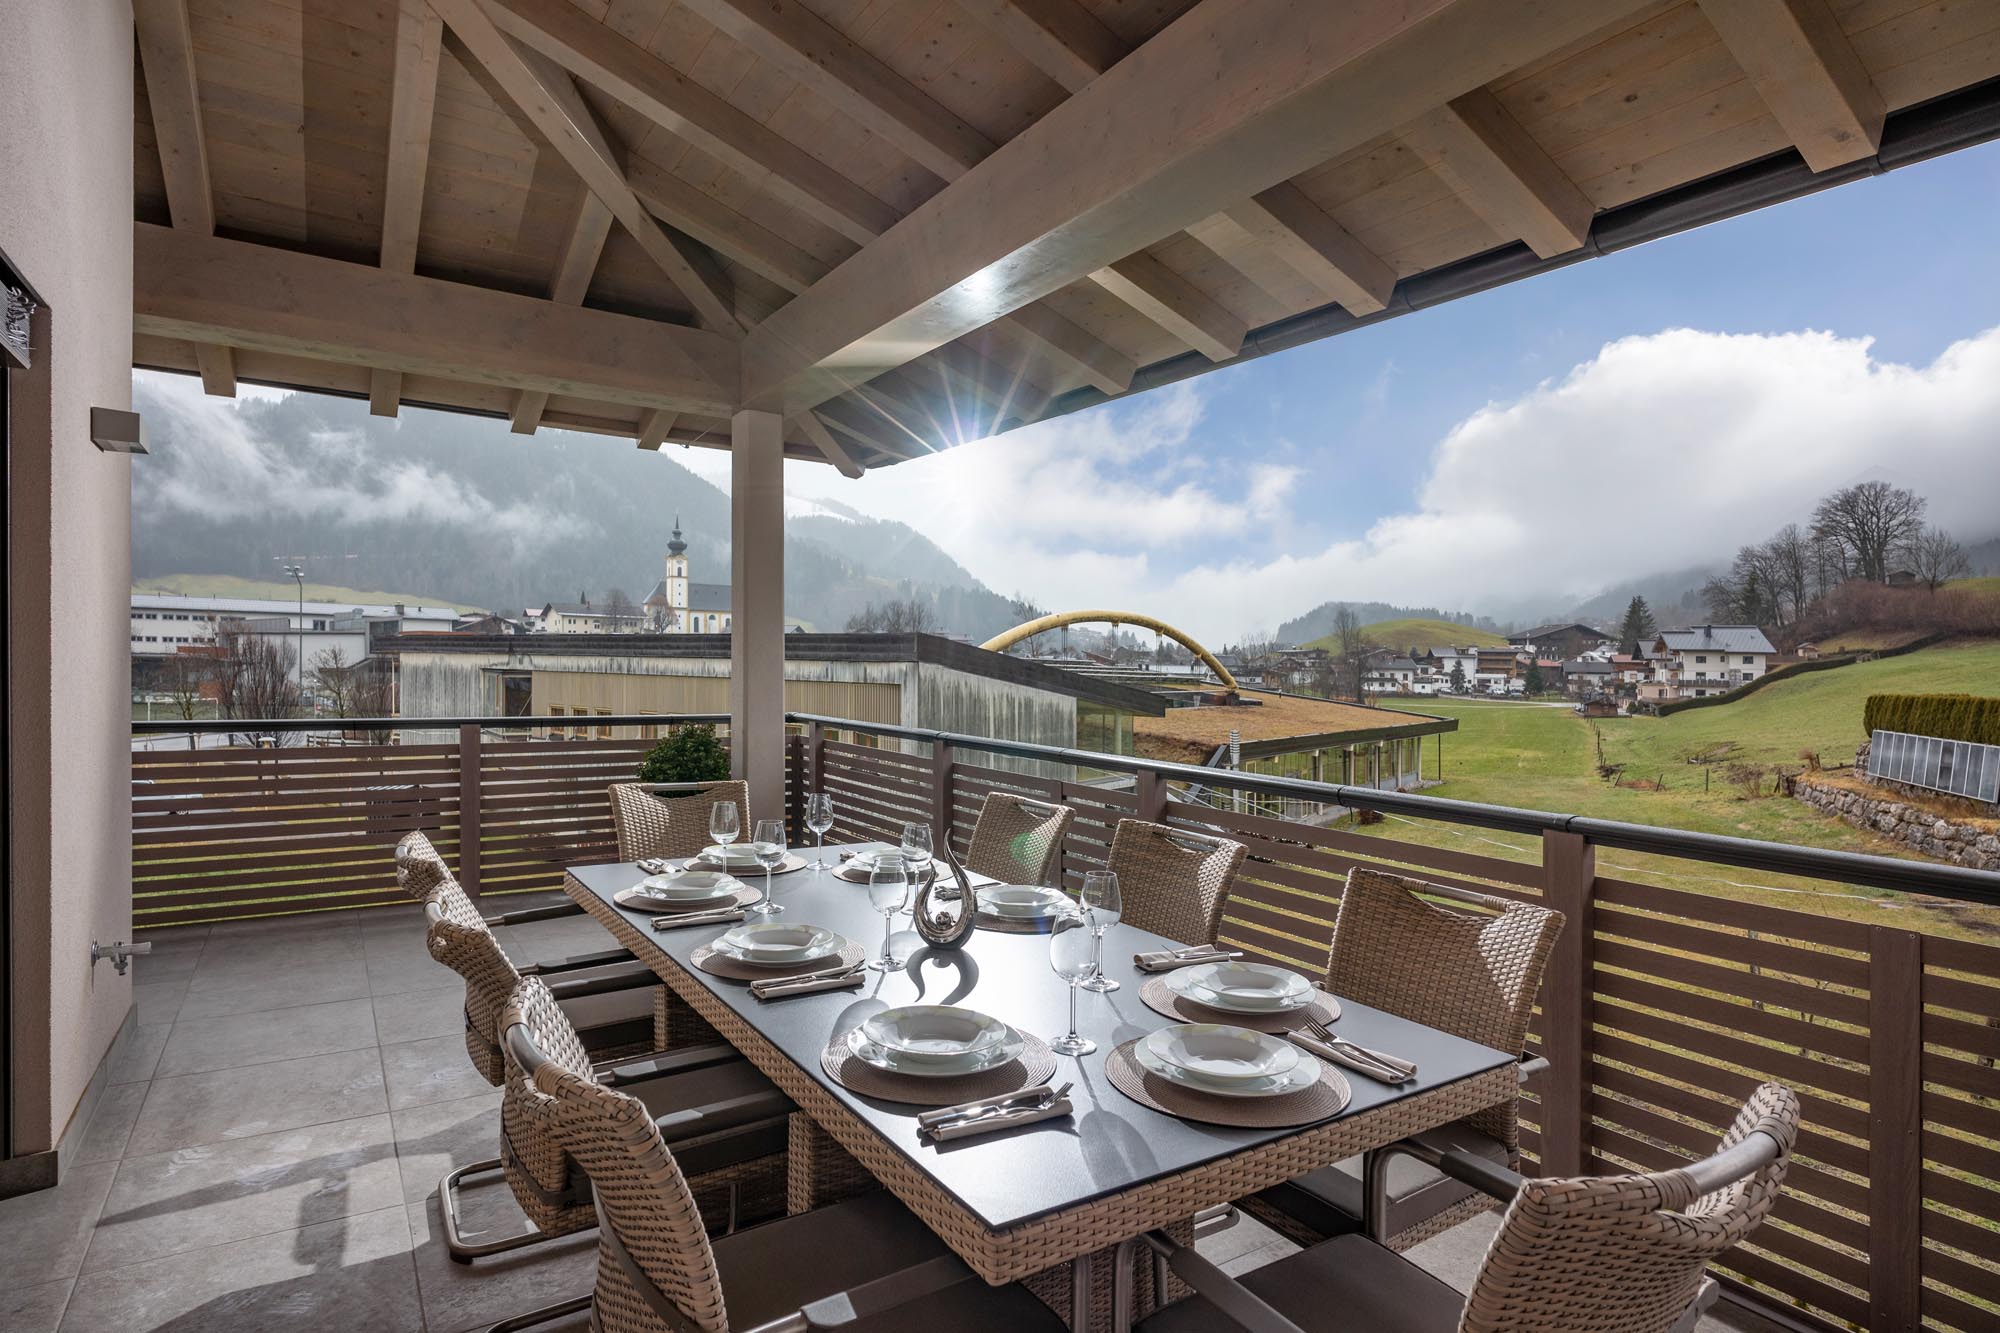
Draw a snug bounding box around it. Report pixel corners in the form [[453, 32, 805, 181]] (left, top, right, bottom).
[[1617, 596, 1656, 653], [1524, 662, 1546, 695], [1448, 661, 1467, 693]]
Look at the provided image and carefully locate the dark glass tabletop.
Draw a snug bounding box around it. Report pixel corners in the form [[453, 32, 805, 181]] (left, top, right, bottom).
[[568, 848, 1515, 1233]]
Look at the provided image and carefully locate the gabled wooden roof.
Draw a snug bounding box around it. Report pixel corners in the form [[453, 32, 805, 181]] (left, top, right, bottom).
[[131, 0, 2000, 471]]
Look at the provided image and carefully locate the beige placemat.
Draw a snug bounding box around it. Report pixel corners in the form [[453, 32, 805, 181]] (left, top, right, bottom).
[[691, 852, 810, 877], [973, 911, 1067, 935], [614, 883, 761, 915], [1138, 978, 1341, 1032], [692, 936, 865, 981], [1105, 1038, 1351, 1128], [833, 856, 939, 884], [821, 1030, 1059, 1108]]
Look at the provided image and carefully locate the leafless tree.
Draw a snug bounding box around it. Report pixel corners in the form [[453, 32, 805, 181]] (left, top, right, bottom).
[[310, 645, 360, 716], [845, 598, 940, 633], [212, 622, 301, 743], [1904, 524, 1971, 591], [601, 586, 639, 630], [1762, 524, 1814, 624], [161, 649, 212, 723], [1810, 481, 1926, 583], [1331, 605, 1371, 703]]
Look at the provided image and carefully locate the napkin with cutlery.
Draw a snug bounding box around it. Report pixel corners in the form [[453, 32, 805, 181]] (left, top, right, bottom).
[[650, 908, 745, 931], [1286, 1031, 1417, 1084], [749, 964, 865, 1000], [916, 1083, 1073, 1142], [1132, 946, 1243, 973], [637, 857, 682, 875]]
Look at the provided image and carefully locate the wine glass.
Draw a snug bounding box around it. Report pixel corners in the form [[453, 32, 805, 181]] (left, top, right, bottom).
[[1079, 869, 1122, 993], [708, 800, 740, 869], [866, 861, 910, 972], [900, 821, 934, 894], [749, 818, 786, 916], [805, 794, 835, 868], [1048, 915, 1097, 1056]]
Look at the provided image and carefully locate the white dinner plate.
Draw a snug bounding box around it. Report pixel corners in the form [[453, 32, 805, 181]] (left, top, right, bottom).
[[975, 885, 1070, 918], [714, 922, 838, 964], [1169, 961, 1314, 1013], [697, 844, 765, 868], [1133, 1036, 1322, 1099], [860, 1005, 1010, 1065], [844, 1024, 1025, 1078], [640, 870, 739, 901], [1143, 1024, 1300, 1084]]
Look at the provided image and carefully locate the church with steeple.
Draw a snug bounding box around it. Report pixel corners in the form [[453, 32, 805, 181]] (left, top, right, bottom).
[[642, 518, 734, 634]]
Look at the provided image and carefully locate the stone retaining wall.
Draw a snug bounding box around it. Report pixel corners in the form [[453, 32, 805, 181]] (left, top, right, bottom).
[[1796, 773, 2000, 870]]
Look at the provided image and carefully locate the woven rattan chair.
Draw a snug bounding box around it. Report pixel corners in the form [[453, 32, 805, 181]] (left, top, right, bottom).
[[395, 829, 636, 974], [1129, 1082, 1798, 1333], [499, 988, 1068, 1333], [1104, 819, 1246, 945], [609, 780, 752, 861], [963, 791, 1074, 885], [417, 889, 790, 1276], [1244, 868, 1563, 1251]]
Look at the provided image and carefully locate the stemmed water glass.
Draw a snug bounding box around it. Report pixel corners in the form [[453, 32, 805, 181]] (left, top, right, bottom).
[[749, 818, 786, 916], [1048, 915, 1097, 1056], [866, 860, 910, 972], [900, 821, 934, 887], [1079, 870, 1122, 993], [805, 794, 835, 868], [708, 800, 740, 864]]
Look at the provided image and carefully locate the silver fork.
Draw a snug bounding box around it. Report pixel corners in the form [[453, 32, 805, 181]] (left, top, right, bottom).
[[1305, 1018, 1409, 1079]]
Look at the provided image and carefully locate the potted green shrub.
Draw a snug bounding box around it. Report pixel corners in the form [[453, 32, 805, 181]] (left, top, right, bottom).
[[637, 724, 731, 787]]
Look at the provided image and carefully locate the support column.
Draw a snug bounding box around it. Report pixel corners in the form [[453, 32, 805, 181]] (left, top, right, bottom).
[[730, 410, 786, 825]]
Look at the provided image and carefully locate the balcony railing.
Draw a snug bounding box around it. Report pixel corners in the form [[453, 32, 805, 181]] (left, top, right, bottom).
[[129, 713, 2000, 1332]]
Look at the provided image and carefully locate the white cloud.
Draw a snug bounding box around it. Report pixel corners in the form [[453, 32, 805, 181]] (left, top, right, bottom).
[[787, 326, 2000, 643]]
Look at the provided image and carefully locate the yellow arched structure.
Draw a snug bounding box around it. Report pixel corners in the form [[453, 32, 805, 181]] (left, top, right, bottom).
[[981, 610, 1238, 692]]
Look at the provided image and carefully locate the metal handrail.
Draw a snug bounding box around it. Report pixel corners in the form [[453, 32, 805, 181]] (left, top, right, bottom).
[[131, 713, 730, 734]]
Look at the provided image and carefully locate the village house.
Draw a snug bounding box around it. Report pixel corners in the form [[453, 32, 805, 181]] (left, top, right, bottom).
[[1649, 624, 1777, 699], [1507, 622, 1611, 659]]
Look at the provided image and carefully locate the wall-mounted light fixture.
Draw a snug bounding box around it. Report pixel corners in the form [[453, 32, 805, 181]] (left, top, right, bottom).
[[91, 406, 148, 455]]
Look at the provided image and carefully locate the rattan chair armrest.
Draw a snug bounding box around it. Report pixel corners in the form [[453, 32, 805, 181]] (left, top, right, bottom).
[[597, 1042, 744, 1085], [1431, 1148, 1525, 1204], [731, 1254, 974, 1332], [1138, 1231, 1311, 1333], [652, 1087, 795, 1137], [1516, 1054, 1550, 1083], [543, 965, 655, 1005], [520, 945, 636, 976], [483, 901, 586, 928]]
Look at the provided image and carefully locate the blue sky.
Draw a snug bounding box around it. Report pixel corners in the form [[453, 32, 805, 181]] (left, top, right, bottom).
[[761, 139, 2000, 642]]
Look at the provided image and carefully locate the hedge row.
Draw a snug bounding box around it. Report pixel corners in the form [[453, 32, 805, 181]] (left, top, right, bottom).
[[1654, 653, 1854, 717], [1864, 692, 2000, 746]]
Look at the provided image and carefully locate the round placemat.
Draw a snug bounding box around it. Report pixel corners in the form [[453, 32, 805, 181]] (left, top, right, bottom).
[[832, 857, 942, 884], [691, 935, 865, 981], [821, 1029, 1058, 1108], [1105, 1038, 1351, 1128], [1138, 978, 1340, 1032], [973, 911, 1067, 934], [690, 852, 810, 878], [614, 882, 762, 915]]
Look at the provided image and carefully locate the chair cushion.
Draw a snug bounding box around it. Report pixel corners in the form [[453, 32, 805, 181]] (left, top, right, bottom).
[[1137, 1234, 1463, 1333], [715, 1192, 1066, 1332], [1253, 1120, 1507, 1240]]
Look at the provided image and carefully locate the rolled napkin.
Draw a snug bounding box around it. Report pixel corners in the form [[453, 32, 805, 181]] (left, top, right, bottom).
[[1133, 946, 1243, 973], [650, 908, 745, 930], [921, 1096, 1073, 1142], [916, 1083, 1068, 1128], [750, 969, 865, 1000], [1286, 1031, 1416, 1084], [636, 857, 681, 875]]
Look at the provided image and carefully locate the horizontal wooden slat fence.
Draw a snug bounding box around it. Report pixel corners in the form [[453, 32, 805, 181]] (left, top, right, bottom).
[[132, 714, 2000, 1329]]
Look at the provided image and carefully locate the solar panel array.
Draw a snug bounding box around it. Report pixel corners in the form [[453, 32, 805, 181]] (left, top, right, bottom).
[[1868, 729, 2000, 804]]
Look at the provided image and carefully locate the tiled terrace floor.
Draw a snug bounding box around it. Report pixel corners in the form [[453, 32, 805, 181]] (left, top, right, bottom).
[[4, 902, 1788, 1332]]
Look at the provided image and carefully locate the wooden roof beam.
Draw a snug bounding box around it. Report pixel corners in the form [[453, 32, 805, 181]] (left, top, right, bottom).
[[636, 409, 677, 450], [741, 0, 1645, 412], [430, 0, 740, 332], [1089, 254, 1246, 363], [370, 0, 445, 417], [1404, 87, 1593, 259], [133, 0, 235, 398], [134, 224, 740, 416], [951, 0, 1126, 94], [509, 191, 616, 435], [792, 412, 865, 478], [1696, 0, 1883, 172]]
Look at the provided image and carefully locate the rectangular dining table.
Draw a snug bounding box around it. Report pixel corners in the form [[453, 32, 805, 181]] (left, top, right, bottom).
[[563, 848, 1519, 1331]]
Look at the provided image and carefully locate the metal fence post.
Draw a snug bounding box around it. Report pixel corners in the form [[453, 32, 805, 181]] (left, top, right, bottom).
[[458, 722, 482, 899], [1868, 926, 1922, 1332], [1538, 829, 1595, 1175]]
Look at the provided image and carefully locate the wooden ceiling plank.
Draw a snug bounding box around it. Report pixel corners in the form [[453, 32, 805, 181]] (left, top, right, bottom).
[[1089, 253, 1246, 363], [1223, 183, 1398, 314], [1403, 86, 1595, 259], [636, 408, 677, 449], [1696, 0, 1883, 171], [1000, 300, 1134, 395], [484, 0, 900, 244], [792, 411, 866, 477], [371, 0, 445, 417], [676, 0, 995, 180], [510, 189, 616, 434], [430, 0, 741, 332], [951, 0, 1126, 94], [134, 222, 741, 416], [135, 0, 237, 397]]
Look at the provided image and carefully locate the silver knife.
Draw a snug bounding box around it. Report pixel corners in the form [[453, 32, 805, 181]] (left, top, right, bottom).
[[918, 1081, 1071, 1129], [753, 962, 864, 991]]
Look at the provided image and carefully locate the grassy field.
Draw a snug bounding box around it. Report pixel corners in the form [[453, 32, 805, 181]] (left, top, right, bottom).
[[134, 572, 485, 613], [1350, 642, 2000, 938], [1309, 616, 1506, 652]]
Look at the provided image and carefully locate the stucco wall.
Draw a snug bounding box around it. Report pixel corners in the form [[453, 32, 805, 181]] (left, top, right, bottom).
[[2, 0, 136, 1154]]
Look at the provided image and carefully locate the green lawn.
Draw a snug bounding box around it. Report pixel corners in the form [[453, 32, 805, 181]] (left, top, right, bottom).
[[1308, 616, 1506, 653], [1350, 643, 2000, 938]]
